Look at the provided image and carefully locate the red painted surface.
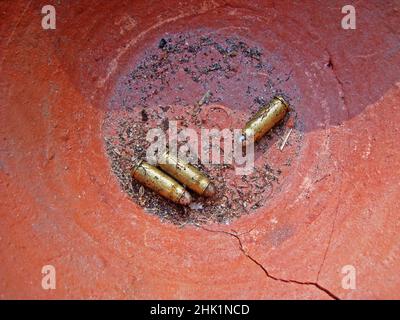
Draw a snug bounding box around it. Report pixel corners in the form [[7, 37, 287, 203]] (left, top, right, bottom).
[[0, 0, 399, 299]]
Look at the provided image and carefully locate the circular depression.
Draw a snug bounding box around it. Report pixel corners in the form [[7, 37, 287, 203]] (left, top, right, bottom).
[[102, 18, 343, 225], [103, 30, 306, 224]]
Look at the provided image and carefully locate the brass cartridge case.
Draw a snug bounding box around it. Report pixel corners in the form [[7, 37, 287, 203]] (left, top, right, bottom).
[[242, 96, 289, 144], [158, 152, 216, 197], [131, 160, 191, 205]]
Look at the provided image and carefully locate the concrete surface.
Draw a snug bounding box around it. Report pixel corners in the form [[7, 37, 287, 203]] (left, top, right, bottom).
[[0, 0, 399, 299]]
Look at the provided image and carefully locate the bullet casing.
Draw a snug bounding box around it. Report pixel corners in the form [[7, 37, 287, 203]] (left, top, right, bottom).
[[158, 152, 215, 197], [242, 96, 289, 144], [131, 160, 191, 205]]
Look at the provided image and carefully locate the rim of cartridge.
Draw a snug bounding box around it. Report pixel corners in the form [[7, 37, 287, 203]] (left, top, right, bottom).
[[131, 158, 144, 174], [274, 95, 289, 108]]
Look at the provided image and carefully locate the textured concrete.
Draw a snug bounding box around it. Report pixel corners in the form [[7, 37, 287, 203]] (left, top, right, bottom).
[[0, 0, 399, 299]]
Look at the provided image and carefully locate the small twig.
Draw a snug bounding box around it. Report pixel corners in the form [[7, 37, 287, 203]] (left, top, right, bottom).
[[279, 128, 293, 151], [197, 90, 211, 106]]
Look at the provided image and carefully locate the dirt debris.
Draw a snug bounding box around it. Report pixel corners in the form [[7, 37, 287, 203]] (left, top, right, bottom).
[[103, 32, 303, 225]]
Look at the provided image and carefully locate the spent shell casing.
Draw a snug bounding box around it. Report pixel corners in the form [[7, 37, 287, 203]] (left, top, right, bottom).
[[242, 96, 289, 144], [131, 160, 191, 205], [158, 151, 216, 197]]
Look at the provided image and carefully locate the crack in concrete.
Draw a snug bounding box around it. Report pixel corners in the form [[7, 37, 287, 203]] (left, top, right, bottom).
[[198, 225, 340, 300], [315, 118, 352, 286], [313, 50, 354, 284], [316, 178, 342, 282], [325, 49, 350, 120], [315, 151, 351, 287]]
